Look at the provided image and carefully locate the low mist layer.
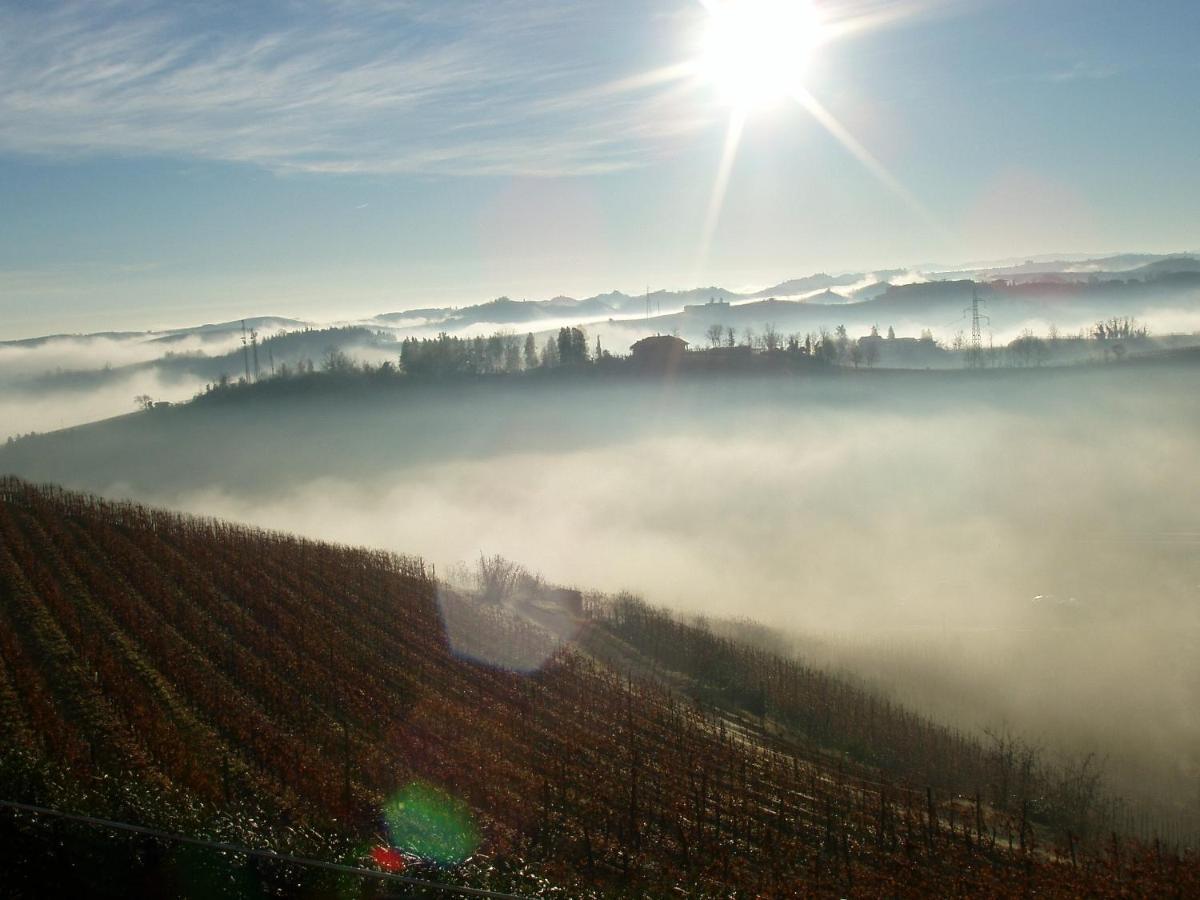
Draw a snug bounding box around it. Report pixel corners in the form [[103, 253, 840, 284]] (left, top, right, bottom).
[[2, 364, 1198, 817]]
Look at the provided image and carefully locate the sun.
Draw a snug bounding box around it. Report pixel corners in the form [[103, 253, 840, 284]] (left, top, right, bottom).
[[699, 0, 825, 111]]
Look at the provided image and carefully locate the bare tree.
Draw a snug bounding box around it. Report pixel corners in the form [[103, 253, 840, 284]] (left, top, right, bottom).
[[322, 347, 354, 373], [523, 332, 538, 369], [475, 554, 524, 606], [706, 323, 725, 348], [1008, 329, 1049, 367], [762, 323, 780, 352]]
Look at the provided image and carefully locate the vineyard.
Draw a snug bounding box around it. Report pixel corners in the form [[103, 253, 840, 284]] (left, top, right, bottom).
[[0, 477, 1196, 897]]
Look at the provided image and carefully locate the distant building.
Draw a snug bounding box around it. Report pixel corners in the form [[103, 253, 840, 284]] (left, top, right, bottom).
[[683, 298, 731, 315], [629, 335, 689, 367]]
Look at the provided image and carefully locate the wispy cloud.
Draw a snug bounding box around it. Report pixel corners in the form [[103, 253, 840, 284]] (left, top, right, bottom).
[[0, 0, 718, 177], [1044, 61, 1120, 83], [994, 58, 1122, 86]]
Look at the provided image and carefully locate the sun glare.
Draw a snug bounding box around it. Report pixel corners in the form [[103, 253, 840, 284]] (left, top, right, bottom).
[[699, 0, 825, 110]]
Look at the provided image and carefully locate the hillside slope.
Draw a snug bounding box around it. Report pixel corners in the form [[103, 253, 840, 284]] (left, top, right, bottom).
[[0, 479, 1195, 896]]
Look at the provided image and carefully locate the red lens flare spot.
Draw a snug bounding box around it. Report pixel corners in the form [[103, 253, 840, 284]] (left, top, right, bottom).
[[370, 845, 408, 872]]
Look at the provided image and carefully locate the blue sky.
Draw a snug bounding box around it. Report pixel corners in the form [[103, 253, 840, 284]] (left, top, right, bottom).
[[1, 0, 1198, 337]]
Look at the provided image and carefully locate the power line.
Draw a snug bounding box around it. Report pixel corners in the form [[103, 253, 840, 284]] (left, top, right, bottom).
[[0, 799, 532, 900]]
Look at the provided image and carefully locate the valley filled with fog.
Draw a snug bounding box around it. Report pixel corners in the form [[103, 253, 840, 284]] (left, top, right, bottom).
[[2, 259, 1199, 833], [4, 362, 1198, 826]]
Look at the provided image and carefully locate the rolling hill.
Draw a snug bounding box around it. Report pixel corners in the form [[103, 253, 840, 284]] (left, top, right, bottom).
[[1, 478, 1195, 896]]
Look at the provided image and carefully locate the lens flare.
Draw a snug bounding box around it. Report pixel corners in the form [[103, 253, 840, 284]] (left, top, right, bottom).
[[435, 577, 582, 674], [369, 845, 409, 872], [382, 782, 480, 866]]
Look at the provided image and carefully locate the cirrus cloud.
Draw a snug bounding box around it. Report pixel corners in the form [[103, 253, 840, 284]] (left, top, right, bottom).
[[0, 0, 718, 177]]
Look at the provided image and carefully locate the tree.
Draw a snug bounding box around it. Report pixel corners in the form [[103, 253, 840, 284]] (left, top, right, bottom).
[[557, 326, 589, 366], [814, 329, 837, 364], [524, 333, 538, 370], [886, 325, 895, 340], [322, 347, 354, 373], [1008, 329, 1049, 367], [503, 334, 522, 372], [869, 323, 880, 338], [848, 342, 863, 368], [762, 323, 780, 352], [864, 339, 880, 368], [706, 323, 725, 348], [485, 333, 506, 373], [725, 326, 736, 348], [134, 394, 155, 411], [556, 327, 572, 365]]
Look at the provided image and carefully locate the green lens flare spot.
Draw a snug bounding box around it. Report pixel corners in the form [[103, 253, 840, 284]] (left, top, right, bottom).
[[382, 782, 479, 866]]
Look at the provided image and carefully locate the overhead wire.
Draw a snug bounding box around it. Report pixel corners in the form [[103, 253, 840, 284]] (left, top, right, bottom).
[[0, 799, 533, 900]]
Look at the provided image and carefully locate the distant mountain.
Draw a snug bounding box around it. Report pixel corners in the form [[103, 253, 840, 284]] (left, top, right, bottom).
[[850, 281, 894, 301], [371, 307, 449, 324], [8, 252, 1200, 357], [933, 252, 1176, 277], [0, 316, 310, 350], [1127, 256, 1200, 278], [157, 316, 307, 337], [950, 253, 1197, 281], [747, 273, 864, 298], [368, 287, 747, 332]]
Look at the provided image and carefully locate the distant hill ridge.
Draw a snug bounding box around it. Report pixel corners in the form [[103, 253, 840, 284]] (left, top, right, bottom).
[[4, 251, 1196, 348]]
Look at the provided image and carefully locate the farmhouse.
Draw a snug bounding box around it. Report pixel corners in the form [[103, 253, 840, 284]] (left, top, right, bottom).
[[629, 335, 689, 368]]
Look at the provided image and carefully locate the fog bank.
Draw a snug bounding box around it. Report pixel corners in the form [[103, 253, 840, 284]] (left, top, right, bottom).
[[3, 365, 1198, 817]]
